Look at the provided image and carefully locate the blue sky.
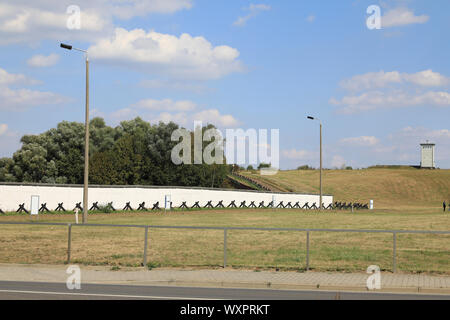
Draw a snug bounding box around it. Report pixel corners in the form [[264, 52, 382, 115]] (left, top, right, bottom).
[[0, 0, 449, 169]]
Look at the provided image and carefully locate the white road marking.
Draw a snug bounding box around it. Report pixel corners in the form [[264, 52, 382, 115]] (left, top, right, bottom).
[[0, 289, 220, 300]]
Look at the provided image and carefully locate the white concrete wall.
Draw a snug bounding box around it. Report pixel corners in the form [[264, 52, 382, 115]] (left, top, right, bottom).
[[0, 183, 333, 212]]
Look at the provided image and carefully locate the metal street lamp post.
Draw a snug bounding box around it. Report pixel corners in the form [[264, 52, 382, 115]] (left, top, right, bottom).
[[60, 43, 89, 223], [307, 116, 323, 211]]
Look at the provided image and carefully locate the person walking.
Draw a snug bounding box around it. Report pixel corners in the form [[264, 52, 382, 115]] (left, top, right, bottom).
[[444, 201, 447, 212]]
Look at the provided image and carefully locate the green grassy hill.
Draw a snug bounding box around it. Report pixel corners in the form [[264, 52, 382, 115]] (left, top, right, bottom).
[[241, 168, 450, 209]]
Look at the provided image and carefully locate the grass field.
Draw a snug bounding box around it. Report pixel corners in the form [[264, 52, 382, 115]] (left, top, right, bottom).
[[0, 207, 448, 274], [241, 168, 450, 209]]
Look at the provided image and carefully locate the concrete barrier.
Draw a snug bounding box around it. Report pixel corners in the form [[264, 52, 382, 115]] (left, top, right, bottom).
[[0, 183, 333, 212]]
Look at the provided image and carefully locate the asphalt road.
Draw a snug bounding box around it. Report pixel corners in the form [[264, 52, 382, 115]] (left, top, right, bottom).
[[0, 281, 449, 300]]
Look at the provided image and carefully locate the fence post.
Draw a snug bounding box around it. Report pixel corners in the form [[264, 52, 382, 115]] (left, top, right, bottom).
[[67, 224, 72, 264], [223, 228, 228, 268], [306, 231, 310, 271], [393, 232, 397, 273], [143, 226, 149, 267]]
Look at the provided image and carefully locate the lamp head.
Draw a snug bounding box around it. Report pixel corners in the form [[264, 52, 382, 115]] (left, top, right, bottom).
[[60, 43, 72, 50]]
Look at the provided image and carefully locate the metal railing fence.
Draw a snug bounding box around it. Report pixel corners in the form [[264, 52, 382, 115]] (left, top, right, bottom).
[[0, 221, 449, 273]]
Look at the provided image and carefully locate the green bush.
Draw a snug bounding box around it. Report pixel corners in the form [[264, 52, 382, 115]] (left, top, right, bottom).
[[97, 204, 113, 214], [297, 165, 314, 170]]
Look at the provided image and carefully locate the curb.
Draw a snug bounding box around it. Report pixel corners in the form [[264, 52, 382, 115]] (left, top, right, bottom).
[[79, 279, 450, 295]]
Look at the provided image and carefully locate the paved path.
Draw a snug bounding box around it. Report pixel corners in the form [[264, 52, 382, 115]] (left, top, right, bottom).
[[0, 264, 448, 294]]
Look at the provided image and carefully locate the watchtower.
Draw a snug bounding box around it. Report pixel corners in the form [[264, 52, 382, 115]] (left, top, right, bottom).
[[420, 141, 435, 169]]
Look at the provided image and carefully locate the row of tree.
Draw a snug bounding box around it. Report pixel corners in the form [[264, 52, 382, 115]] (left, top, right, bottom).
[[0, 117, 230, 187]]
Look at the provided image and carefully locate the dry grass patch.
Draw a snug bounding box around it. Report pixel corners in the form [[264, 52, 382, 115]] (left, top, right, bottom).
[[396, 233, 450, 273], [0, 208, 449, 273], [227, 230, 306, 269], [147, 228, 224, 267], [70, 226, 145, 267], [0, 224, 68, 264], [241, 168, 450, 209]]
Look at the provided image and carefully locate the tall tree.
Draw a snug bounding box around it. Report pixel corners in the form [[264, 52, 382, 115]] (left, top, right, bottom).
[[0, 117, 231, 188]]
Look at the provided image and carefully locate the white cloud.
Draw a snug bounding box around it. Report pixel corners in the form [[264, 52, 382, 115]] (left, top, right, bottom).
[[0, 67, 66, 111], [191, 109, 240, 127], [0, 1, 192, 45], [289, 125, 450, 169], [88, 28, 243, 80], [233, 3, 271, 27], [332, 70, 450, 113], [402, 70, 449, 87], [0, 127, 20, 158], [430, 129, 450, 139], [331, 90, 450, 114], [152, 109, 241, 128], [282, 149, 316, 160], [0, 124, 7, 136], [381, 7, 429, 28], [306, 15, 315, 23], [340, 71, 402, 91], [110, 108, 137, 120], [132, 98, 196, 111], [90, 108, 106, 119], [328, 126, 450, 168], [27, 53, 60, 67], [138, 79, 210, 93], [145, 109, 240, 128], [371, 145, 397, 154], [0, 3, 110, 44], [396, 126, 450, 141], [385, 126, 450, 165], [340, 136, 379, 147], [102, 98, 241, 128], [153, 111, 188, 125], [340, 70, 449, 92], [0, 86, 67, 111], [331, 155, 346, 168], [0, 67, 40, 86]]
